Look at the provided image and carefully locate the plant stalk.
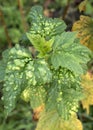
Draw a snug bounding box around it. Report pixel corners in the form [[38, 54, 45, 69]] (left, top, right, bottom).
[[0, 7, 12, 48]]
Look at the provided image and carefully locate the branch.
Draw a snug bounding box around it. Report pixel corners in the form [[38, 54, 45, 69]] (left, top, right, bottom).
[[18, 0, 27, 32], [0, 7, 12, 48], [62, 0, 70, 19]]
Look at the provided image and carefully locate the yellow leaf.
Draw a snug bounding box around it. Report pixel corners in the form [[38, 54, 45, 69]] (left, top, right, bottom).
[[21, 87, 31, 102], [81, 72, 93, 113], [36, 110, 83, 130], [72, 15, 93, 51], [79, 0, 87, 12]]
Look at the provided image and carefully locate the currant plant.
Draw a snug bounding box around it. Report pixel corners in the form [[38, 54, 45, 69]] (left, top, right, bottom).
[[0, 5, 92, 130]]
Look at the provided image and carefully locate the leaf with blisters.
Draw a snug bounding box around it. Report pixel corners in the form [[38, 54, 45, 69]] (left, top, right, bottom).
[[21, 59, 52, 109], [3, 71, 26, 116], [2, 45, 32, 116], [21, 86, 46, 109], [24, 59, 52, 86], [46, 74, 83, 120], [51, 51, 83, 74], [34, 59, 52, 84], [28, 5, 66, 40]]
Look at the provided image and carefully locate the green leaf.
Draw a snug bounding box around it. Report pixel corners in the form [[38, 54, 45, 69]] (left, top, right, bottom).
[[0, 61, 6, 82], [3, 70, 26, 116], [24, 59, 52, 86], [52, 32, 77, 50], [2, 44, 32, 116], [33, 59, 52, 84], [27, 34, 54, 57], [51, 51, 83, 74], [0, 49, 10, 82], [8, 44, 32, 59], [46, 70, 83, 119], [21, 86, 46, 109], [51, 32, 91, 74], [22, 59, 52, 109], [6, 52, 52, 111], [9, 28, 22, 43], [28, 5, 66, 40]]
